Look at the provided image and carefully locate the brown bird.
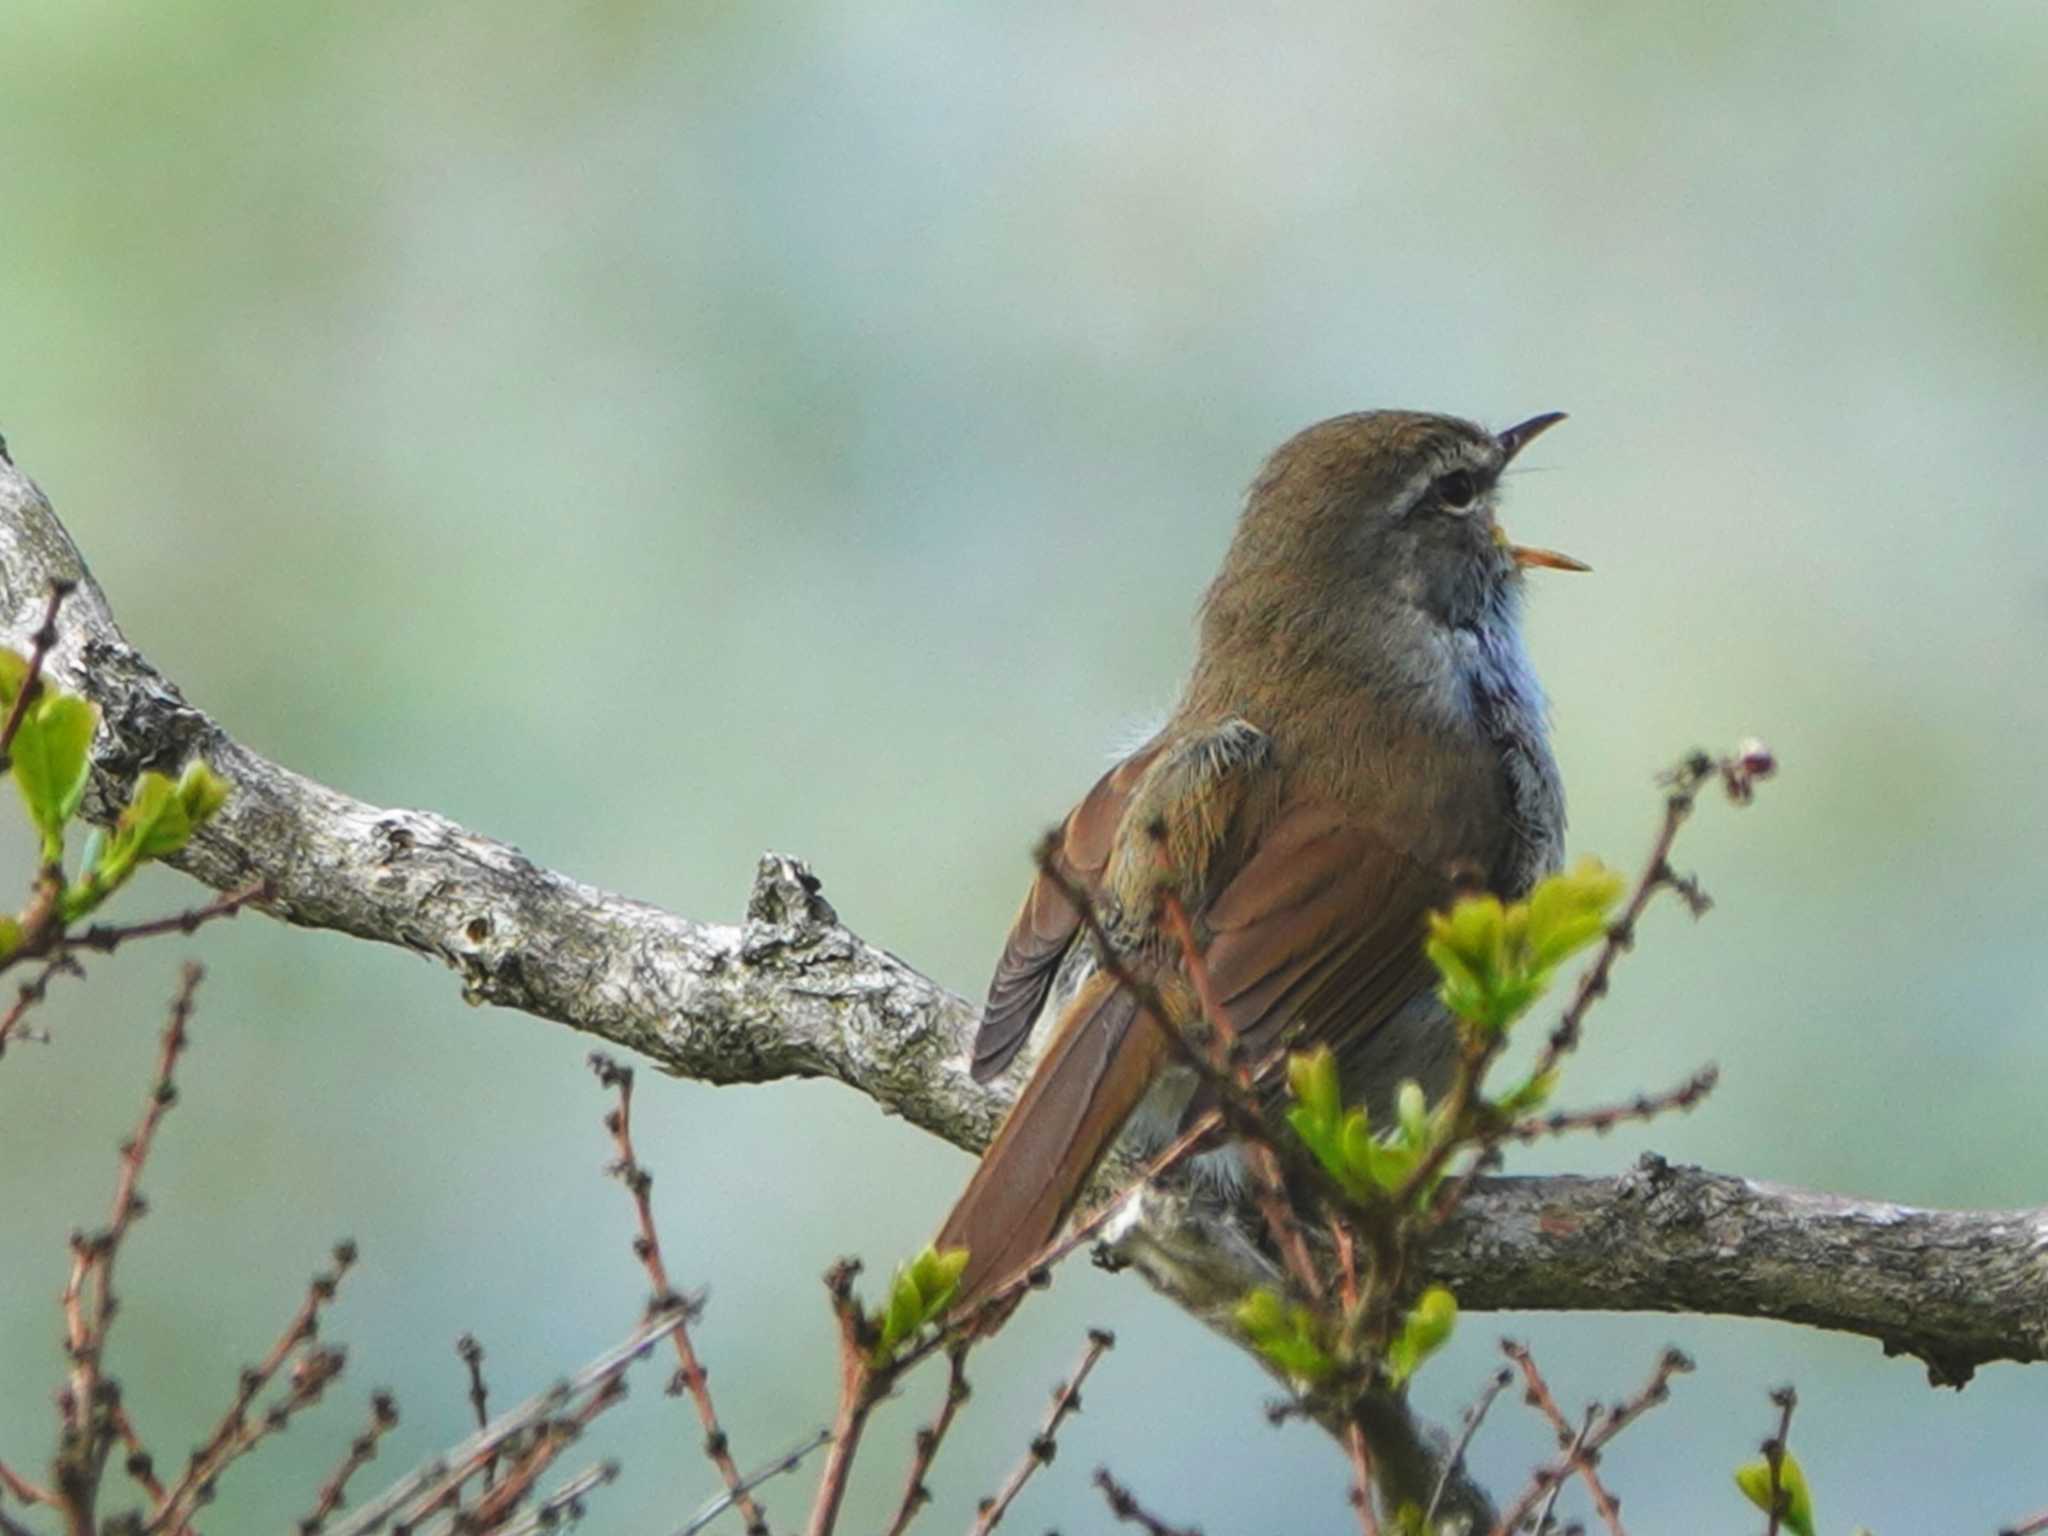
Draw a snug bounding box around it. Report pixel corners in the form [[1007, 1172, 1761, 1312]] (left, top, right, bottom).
[[936, 409, 1583, 1309]]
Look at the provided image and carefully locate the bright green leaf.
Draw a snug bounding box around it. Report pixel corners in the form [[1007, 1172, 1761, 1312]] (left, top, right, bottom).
[[115, 771, 194, 862], [1287, 1046, 1341, 1131], [1233, 1287, 1334, 1384], [1385, 1286, 1457, 1386], [1734, 1450, 1815, 1536], [0, 649, 30, 709], [176, 760, 231, 826], [1397, 1081, 1428, 1145], [12, 694, 97, 842]]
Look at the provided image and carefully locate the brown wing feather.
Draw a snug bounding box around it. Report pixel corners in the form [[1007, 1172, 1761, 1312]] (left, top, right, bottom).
[[1200, 801, 1453, 1093], [970, 741, 1165, 1082], [940, 975, 1167, 1306]]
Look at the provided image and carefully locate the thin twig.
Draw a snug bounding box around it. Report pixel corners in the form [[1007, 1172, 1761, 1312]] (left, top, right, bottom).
[[300, 1390, 399, 1533], [490, 1460, 619, 1536], [63, 880, 271, 957], [1343, 1422, 1380, 1536], [882, 1343, 972, 1536], [109, 1399, 168, 1505], [1425, 1367, 1514, 1527], [589, 1053, 768, 1536], [457, 1335, 499, 1492], [0, 952, 79, 1058], [150, 1241, 358, 1532], [677, 1429, 831, 1536], [0, 578, 74, 766], [329, 1309, 687, 1536], [49, 964, 204, 1532], [1490, 1349, 1692, 1536], [1093, 1468, 1202, 1536], [1503, 1340, 1627, 1533], [1530, 1404, 1596, 1534], [1760, 1386, 1797, 1536], [1159, 892, 1324, 1304], [1504, 1066, 1717, 1144], [968, 1329, 1114, 1535], [459, 1378, 623, 1531], [805, 1261, 882, 1536], [0, 1460, 58, 1508]]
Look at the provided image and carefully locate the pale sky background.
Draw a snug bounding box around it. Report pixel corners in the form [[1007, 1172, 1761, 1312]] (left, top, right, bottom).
[[2, 3, 2046, 1531]]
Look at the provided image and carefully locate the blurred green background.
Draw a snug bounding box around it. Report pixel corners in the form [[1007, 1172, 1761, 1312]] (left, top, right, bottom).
[[3, 2, 2046, 1530]]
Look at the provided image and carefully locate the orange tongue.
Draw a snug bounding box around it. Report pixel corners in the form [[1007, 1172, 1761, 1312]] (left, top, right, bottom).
[[1510, 544, 1591, 573]]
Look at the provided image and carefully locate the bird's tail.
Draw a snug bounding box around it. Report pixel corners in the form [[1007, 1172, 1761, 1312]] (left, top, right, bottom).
[[936, 970, 1168, 1313]]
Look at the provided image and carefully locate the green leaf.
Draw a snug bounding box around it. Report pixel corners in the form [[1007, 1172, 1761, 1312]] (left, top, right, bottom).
[[1385, 1286, 1457, 1386], [870, 1244, 969, 1363], [1233, 1287, 1334, 1385], [1734, 1450, 1815, 1536], [0, 915, 20, 958], [118, 771, 194, 861], [1287, 1046, 1341, 1132], [12, 694, 98, 843], [1525, 858, 1624, 968], [1396, 1081, 1428, 1146], [0, 648, 31, 709], [176, 760, 231, 826], [910, 1245, 968, 1318]]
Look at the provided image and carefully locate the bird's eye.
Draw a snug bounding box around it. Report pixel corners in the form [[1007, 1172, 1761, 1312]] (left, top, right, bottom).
[[1434, 469, 1479, 511]]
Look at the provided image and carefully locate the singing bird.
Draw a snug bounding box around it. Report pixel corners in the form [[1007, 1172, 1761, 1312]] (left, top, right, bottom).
[[935, 409, 1583, 1309]]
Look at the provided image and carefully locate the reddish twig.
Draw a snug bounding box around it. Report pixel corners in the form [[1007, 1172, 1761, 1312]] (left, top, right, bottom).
[[968, 1329, 1114, 1536], [1342, 1421, 1380, 1536], [1489, 1348, 1692, 1536], [328, 1309, 686, 1536], [805, 1261, 882, 1536], [881, 1343, 972, 1536], [1759, 1385, 1797, 1536], [47, 964, 204, 1533], [1093, 1468, 1202, 1536], [0, 1460, 58, 1509], [463, 1377, 623, 1530], [0, 579, 74, 766], [1424, 1367, 1514, 1527], [299, 1390, 399, 1533], [0, 952, 79, 1058], [1531, 748, 1768, 1084], [588, 1052, 767, 1536], [1502, 1339, 1626, 1533], [149, 1241, 357, 1533], [1532, 1405, 1595, 1534], [1158, 892, 1325, 1304], [492, 1459, 620, 1536], [109, 1399, 167, 1505], [1504, 1066, 1718, 1144], [0, 879, 271, 985], [679, 1429, 831, 1536], [457, 1334, 501, 1492]]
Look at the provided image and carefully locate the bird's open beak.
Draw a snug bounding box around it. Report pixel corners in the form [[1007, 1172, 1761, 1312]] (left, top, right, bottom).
[[1497, 411, 1567, 462], [1494, 411, 1588, 573]]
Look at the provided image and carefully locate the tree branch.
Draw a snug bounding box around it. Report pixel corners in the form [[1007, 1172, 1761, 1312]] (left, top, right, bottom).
[[2, 449, 2042, 1407]]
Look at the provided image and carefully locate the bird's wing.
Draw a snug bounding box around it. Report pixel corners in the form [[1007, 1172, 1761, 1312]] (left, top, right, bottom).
[[1199, 799, 1455, 1090], [969, 739, 1166, 1082]]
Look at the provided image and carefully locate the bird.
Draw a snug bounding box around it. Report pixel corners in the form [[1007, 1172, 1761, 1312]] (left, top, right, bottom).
[[934, 408, 1583, 1311]]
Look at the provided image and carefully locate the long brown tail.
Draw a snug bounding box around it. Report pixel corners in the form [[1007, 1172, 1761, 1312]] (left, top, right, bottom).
[[937, 971, 1169, 1311]]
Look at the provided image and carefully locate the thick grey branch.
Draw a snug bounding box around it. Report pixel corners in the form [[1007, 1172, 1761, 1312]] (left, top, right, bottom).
[[1, 447, 2043, 1401]]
